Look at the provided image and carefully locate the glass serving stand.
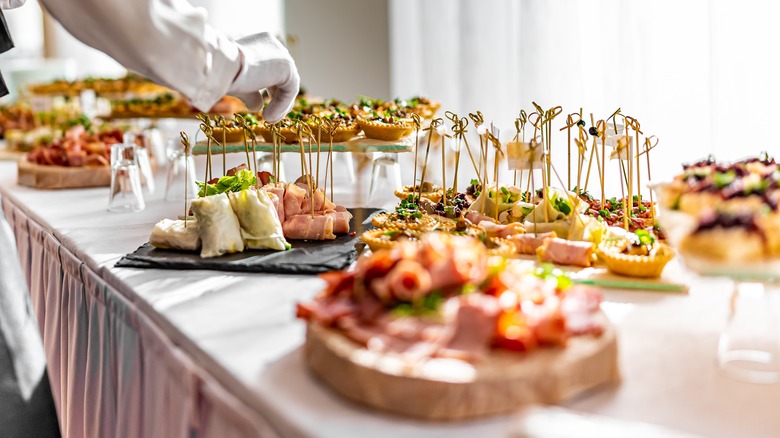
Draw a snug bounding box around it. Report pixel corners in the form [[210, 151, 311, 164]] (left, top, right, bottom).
[[653, 183, 780, 384]]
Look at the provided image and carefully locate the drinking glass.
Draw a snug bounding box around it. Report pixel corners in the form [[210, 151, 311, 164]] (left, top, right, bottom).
[[108, 142, 145, 213], [164, 138, 198, 203], [125, 132, 155, 194], [717, 281, 780, 384]]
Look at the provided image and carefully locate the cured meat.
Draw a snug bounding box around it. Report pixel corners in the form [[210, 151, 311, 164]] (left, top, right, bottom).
[[296, 296, 355, 326], [465, 210, 497, 225], [439, 294, 500, 360], [537, 237, 594, 267], [262, 184, 286, 223], [327, 206, 352, 234], [478, 221, 525, 239], [283, 213, 336, 240], [507, 232, 557, 255], [283, 182, 308, 216], [561, 286, 603, 335]]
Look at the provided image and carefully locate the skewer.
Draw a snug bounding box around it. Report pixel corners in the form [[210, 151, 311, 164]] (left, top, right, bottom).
[[234, 114, 252, 168], [328, 120, 336, 202], [180, 131, 190, 226], [598, 120, 606, 210], [412, 113, 422, 188], [418, 118, 441, 202], [215, 115, 227, 176], [642, 136, 658, 226], [439, 123, 448, 207], [314, 117, 323, 190]]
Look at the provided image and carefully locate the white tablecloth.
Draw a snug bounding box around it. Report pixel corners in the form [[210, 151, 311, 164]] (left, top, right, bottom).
[[1, 160, 779, 438]]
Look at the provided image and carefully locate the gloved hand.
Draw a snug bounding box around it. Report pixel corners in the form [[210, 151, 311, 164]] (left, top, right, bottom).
[[228, 32, 300, 123]]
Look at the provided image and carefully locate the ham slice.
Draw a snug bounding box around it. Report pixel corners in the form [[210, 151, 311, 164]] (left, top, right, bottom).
[[561, 286, 603, 335], [537, 237, 594, 267], [465, 210, 497, 224], [283, 183, 307, 216], [262, 184, 286, 222], [507, 232, 557, 255], [478, 221, 525, 238], [439, 294, 500, 360], [296, 296, 354, 326], [283, 213, 336, 240], [327, 206, 352, 234]]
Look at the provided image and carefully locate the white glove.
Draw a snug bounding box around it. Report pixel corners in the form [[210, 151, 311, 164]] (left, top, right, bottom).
[[228, 32, 300, 123]]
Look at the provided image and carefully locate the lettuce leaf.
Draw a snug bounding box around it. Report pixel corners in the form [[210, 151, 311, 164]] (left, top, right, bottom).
[[197, 169, 256, 197]]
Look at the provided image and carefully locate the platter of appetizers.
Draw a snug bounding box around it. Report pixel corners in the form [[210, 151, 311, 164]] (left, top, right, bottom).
[[653, 154, 780, 281], [298, 233, 619, 420], [17, 122, 126, 189], [191, 96, 440, 155]]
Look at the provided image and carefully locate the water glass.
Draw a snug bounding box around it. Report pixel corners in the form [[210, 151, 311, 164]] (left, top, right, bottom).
[[124, 131, 155, 194], [108, 142, 145, 213], [164, 138, 198, 203], [718, 281, 780, 384]]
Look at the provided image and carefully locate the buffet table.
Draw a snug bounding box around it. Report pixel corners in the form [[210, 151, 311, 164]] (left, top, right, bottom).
[[1, 160, 779, 438]]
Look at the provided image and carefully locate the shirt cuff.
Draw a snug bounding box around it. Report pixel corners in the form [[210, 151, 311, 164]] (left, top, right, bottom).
[[188, 28, 241, 112]]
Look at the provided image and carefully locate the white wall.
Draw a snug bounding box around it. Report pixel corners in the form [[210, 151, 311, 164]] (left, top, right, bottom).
[[285, 0, 391, 101]]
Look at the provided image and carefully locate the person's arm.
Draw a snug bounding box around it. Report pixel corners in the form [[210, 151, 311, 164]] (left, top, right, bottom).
[[38, 0, 298, 121]]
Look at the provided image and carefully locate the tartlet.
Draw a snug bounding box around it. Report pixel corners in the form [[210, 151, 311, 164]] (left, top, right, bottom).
[[598, 232, 674, 278], [371, 212, 438, 231], [361, 228, 421, 252], [256, 126, 299, 144], [393, 184, 444, 203], [358, 118, 412, 141], [210, 126, 246, 143]]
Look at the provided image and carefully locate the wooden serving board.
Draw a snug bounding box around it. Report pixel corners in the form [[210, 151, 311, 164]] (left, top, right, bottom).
[[17, 156, 111, 189], [304, 313, 619, 420]]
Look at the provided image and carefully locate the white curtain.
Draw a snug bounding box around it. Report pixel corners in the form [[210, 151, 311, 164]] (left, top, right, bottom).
[[389, 0, 780, 194]]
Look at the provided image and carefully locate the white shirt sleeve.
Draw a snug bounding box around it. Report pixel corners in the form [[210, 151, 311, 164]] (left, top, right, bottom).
[[38, 0, 241, 111]]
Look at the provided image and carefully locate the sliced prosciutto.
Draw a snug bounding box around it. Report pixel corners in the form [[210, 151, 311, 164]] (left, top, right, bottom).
[[261, 180, 351, 240], [537, 237, 594, 267]]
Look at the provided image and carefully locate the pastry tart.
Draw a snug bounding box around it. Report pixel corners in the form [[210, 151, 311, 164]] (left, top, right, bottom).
[[598, 231, 674, 278], [393, 184, 444, 203], [256, 126, 299, 144], [486, 237, 516, 258], [311, 123, 360, 143], [361, 228, 421, 252], [358, 118, 412, 141], [371, 212, 438, 231], [210, 126, 246, 143]]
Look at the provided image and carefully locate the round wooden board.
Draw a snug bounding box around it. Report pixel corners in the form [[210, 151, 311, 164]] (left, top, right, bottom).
[[17, 156, 111, 189], [304, 312, 620, 421]]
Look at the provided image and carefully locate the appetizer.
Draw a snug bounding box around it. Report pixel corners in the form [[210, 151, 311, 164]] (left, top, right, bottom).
[[298, 233, 605, 361], [598, 230, 674, 278]]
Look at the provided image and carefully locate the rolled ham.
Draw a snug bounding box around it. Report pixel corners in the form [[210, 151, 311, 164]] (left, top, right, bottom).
[[262, 184, 286, 223], [283, 213, 336, 240], [478, 221, 525, 239], [507, 231, 557, 255], [283, 182, 308, 216], [537, 237, 594, 267]]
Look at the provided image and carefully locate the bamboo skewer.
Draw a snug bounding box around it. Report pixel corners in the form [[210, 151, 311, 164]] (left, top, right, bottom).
[[412, 114, 421, 187], [418, 119, 440, 202], [215, 115, 227, 176], [180, 132, 191, 225]]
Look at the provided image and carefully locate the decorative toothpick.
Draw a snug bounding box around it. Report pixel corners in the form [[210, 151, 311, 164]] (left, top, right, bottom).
[[180, 131, 191, 225], [234, 114, 252, 169], [639, 135, 659, 225], [412, 113, 422, 189], [215, 115, 228, 176], [326, 118, 337, 202], [199, 123, 213, 192], [560, 111, 580, 190], [419, 118, 443, 202]]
